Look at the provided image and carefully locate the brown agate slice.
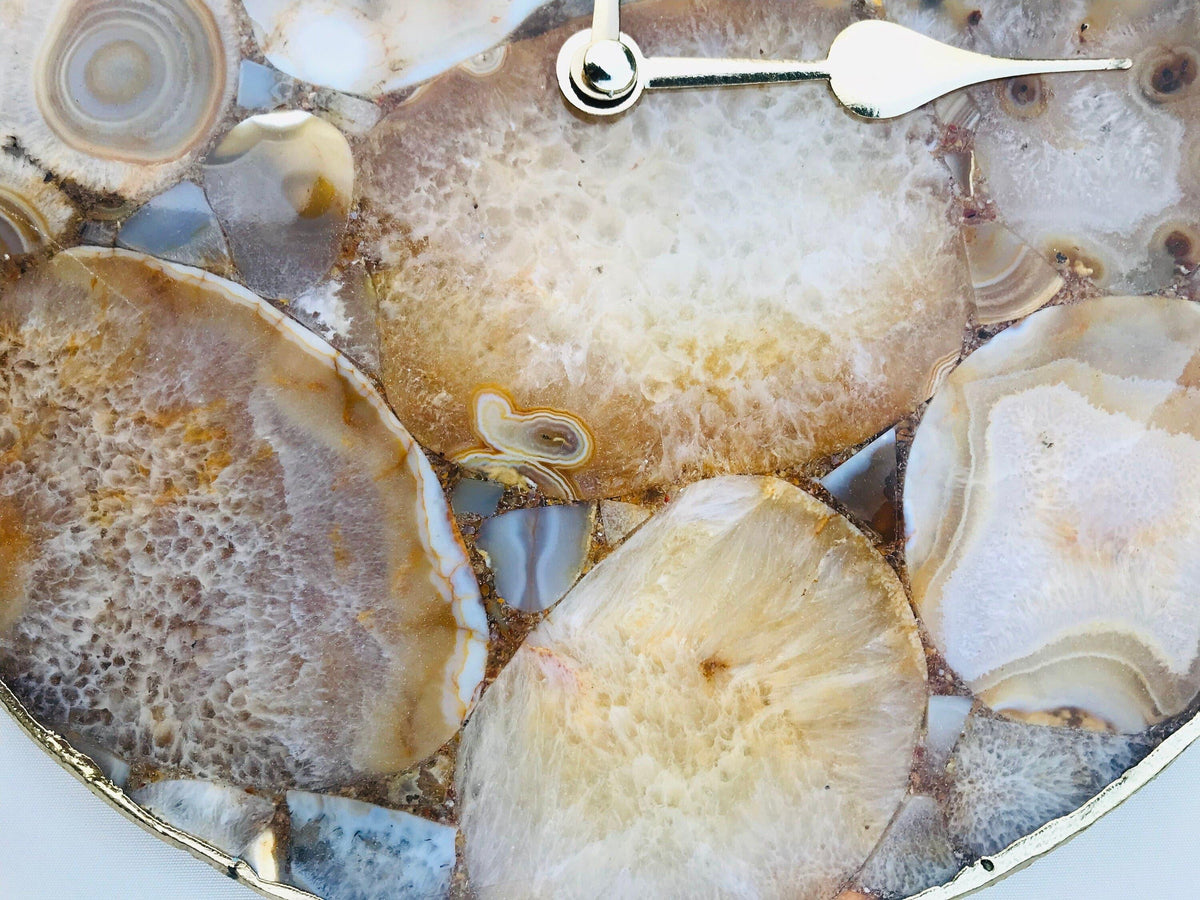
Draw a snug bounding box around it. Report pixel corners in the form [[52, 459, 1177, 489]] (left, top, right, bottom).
[[0, 247, 487, 791], [358, 0, 971, 498]]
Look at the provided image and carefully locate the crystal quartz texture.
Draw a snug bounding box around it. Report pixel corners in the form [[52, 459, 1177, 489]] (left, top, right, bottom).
[[597, 499, 652, 546], [892, 0, 1200, 294], [359, 0, 972, 498], [457, 476, 928, 899], [476, 502, 595, 613], [943, 713, 1152, 858], [288, 263, 383, 379], [906, 295, 1200, 733], [131, 780, 280, 879], [857, 795, 962, 899], [239, 0, 558, 96], [0, 153, 76, 264], [204, 111, 355, 299], [116, 182, 233, 271], [0, 247, 487, 791], [0, 0, 239, 200], [286, 791, 456, 900]]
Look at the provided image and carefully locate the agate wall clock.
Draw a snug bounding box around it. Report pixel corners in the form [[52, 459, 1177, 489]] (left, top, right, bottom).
[[1, 0, 1199, 898]]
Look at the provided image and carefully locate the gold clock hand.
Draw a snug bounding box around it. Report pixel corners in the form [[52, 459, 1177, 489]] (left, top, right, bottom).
[[558, 20, 1130, 119]]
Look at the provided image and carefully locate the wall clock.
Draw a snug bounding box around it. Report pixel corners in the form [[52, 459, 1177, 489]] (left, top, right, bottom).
[[0, 0, 1198, 898]]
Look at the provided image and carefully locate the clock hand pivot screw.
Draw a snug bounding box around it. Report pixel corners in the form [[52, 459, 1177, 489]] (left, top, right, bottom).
[[575, 38, 638, 101]]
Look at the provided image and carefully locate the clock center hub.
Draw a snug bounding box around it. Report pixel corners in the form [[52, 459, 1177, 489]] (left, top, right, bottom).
[[578, 39, 638, 100]]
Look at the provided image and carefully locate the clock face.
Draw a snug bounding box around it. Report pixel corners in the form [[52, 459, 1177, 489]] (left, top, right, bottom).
[[0, 1, 1198, 899]]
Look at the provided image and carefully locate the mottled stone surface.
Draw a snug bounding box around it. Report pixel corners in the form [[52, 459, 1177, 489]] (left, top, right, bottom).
[[944, 714, 1151, 858], [287, 791, 455, 900], [458, 477, 926, 900], [907, 296, 1200, 732], [360, 0, 971, 497], [0, 248, 486, 792]]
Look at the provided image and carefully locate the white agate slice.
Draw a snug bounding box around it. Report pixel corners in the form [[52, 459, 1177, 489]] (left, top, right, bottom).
[[906, 295, 1200, 732], [239, 0, 558, 97], [0, 247, 487, 792], [0, 0, 239, 199], [457, 476, 927, 900], [892, 0, 1200, 294]]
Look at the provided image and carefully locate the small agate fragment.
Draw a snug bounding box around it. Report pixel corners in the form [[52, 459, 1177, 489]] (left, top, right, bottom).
[[117, 182, 232, 271], [476, 503, 594, 613], [131, 780, 280, 880], [286, 792, 456, 900], [204, 111, 354, 299]]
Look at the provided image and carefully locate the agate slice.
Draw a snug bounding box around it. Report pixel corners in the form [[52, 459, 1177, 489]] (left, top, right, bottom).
[[359, 0, 971, 498], [476, 502, 594, 613], [893, 0, 1200, 294], [131, 780, 280, 879], [0, 0, 239, 199], [0, 153, 77, 264], [906, 295, 1200, 733], [204, 111, 355, 299], [0, 247, 487, 792], [117, 182, 232, 271], [240, 0, 561, 96], [286, 792, 456, 900], [457, 476, 927, 899]]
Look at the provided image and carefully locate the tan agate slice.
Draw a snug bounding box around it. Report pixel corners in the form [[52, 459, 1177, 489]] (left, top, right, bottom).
[[359, 0, 971, 499], [457, 476, 927, 899], [906, 295, 1200, 734], [0, 247, 487, 791]]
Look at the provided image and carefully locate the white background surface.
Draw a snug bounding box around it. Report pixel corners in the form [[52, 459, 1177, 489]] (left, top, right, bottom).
[[2, 709, 1199, 899]]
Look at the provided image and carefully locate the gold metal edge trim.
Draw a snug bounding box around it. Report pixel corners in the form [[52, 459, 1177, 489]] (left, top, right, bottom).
[[0, 680, 318, 900], [5, 665, 1200, 898]]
